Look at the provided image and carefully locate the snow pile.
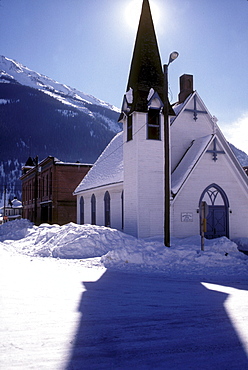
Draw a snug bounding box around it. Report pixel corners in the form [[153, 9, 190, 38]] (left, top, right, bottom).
[[0, 218, 33, 242], [102, 234, 248, 276], [0, 220, 248, 277], [0, 221, 128, 259], [233, 237, 248, 252]]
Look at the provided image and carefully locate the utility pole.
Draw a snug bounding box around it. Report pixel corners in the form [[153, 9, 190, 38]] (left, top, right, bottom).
[[163, 51, 179, 248], [3, 184, 7, 223], [163, 63, 170, 248], [200, 201, 209, 251]]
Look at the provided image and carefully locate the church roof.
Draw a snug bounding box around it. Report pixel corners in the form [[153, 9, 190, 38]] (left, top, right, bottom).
[[74, 132, 123, 193], [171, 135, 213, 195], [171, 93, 193, 122], [125, 0, 165, 112]]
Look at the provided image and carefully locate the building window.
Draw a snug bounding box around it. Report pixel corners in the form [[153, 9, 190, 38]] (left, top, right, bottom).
[[29, 183, 32, 202], [49, 172, 52, 197], [46, 174, 49, 196], [147, 108, 160, 140], [91, 194, 96, 225], [42, 177, 45, 197], [127, 114, 133, 141], [80, 196, 84, 225], [104, 191, 111, 227]]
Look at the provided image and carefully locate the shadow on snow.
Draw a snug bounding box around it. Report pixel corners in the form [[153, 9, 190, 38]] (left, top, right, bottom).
[[66, 271, 248, 369]]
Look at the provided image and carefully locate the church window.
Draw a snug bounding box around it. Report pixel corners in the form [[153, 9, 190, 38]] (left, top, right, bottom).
[[91, 194, 96, 225], [104, 191, 111, 227], [127, 114, 133, 141], [147, 108, 160, 140], [80, 196, 84, 225]]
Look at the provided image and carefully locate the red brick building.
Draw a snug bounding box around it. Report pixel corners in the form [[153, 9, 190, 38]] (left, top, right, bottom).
[[20, 156, 91, 225]]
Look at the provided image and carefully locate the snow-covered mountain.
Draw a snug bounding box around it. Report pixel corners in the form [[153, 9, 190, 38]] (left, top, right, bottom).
[[0, 56, 121, 203], [0, 56, 120, 114], [229, 143, 248, 167]]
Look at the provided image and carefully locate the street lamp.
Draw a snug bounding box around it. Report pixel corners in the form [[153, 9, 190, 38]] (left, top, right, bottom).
[[164, 51, 179, 247]]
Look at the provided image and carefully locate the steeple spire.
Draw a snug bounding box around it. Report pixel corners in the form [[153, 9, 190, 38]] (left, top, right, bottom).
[[126, 0, 165, 112]]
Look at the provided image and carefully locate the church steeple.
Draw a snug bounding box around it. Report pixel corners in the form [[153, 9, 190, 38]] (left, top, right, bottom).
[[125, 0, 165, 112]]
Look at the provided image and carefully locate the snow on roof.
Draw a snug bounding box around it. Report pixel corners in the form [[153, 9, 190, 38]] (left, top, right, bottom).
[[171, 135, 213, 195], [11, 199, 22, 208], [74, 131, 123, 193], [54, 161, 92, 167], [171, 93, 193, 123]]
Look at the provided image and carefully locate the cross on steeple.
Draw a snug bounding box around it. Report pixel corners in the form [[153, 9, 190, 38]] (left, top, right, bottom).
[[184, 95, 208, 121], [207, 138, 225, 161]]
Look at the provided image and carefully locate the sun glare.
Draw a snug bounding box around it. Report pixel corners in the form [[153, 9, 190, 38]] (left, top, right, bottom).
[[124, 0, 161, 30]]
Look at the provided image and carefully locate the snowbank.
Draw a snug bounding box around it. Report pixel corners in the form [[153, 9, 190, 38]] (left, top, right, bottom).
[[0, 220, 130, 259], [0, 218, 33, 241], [0, 219, 248, 277]]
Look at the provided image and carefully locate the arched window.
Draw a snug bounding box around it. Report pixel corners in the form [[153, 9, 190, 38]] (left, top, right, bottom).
[[104, 191, 111, 227], [91, 194, 96, 225], [199, 184, 229, 239], [80, 196, 84, 225]]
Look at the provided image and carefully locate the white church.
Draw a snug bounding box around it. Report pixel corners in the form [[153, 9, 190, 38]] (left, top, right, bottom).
[[74, 0, 248, 243]]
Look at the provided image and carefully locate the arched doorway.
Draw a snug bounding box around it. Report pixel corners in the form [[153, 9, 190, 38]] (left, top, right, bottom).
[[199, 184, 229, 239]]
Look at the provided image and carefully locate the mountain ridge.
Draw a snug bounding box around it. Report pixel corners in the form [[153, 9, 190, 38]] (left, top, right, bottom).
[[0, 55, 120, 114]]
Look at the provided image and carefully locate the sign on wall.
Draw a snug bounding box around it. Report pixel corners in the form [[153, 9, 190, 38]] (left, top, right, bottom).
[[181, 212, 193, 222]]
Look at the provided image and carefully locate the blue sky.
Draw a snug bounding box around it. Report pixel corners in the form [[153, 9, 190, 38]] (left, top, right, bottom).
[[1, 0, 248, 152]]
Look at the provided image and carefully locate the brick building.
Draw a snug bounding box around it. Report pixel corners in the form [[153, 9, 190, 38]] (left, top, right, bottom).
[[21, 156, 91, 225]]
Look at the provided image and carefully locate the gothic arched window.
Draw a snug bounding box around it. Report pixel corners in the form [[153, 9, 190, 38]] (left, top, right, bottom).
[[91, 194, 96, 225], [104, 191, 111, 227], [80, 196, 84, 225]]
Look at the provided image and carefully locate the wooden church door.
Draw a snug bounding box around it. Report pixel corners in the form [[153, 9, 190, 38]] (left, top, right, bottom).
[[199, 184, 229, 239]]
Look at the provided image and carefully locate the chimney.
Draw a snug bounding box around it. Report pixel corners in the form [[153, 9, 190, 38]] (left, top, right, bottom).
[[178, 74, 193, 103]]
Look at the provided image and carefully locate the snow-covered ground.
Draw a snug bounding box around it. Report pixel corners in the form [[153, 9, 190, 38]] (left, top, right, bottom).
[[1, 220, 248, 369]]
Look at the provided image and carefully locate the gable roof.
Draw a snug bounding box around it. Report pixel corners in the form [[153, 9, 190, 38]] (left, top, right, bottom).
[[171, 91, 213, 125], [171, 129, 248, 196], [74, 132, 123, 194], [171, 135, 213, 195]]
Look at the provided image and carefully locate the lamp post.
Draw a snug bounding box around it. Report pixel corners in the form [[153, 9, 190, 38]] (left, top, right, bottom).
[[164, 51, 179, 247]]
